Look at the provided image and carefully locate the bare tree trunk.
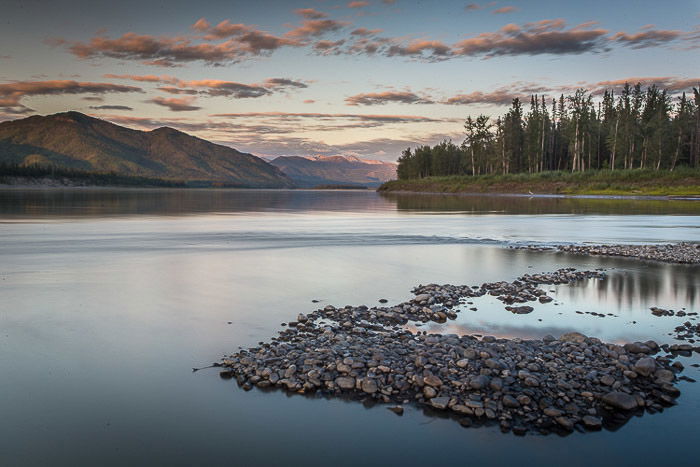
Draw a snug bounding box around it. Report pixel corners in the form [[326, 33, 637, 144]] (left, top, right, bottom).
[[611, 118, 618, 170]]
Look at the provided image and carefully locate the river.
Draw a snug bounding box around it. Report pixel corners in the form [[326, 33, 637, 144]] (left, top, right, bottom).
[[0, 188, 698, 466]]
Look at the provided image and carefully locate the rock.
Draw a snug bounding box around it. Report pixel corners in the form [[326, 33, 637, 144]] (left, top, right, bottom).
[[600, 375, 615, 386], [335, 376, 355, 390], [555, 416, 574, 431], [506, 305, 534, 314], [582, 415, 602, 429], [502, 395, 520, 408], [633, 357, 657, 377], [456, 359, 469, 368], [430, 397, 450, 410], [601, 391, 638, 411], [423, 386, 437, 398], [560, 332, 587, 343], [388, 406, 403, 415], [424, 374, 443, 388], [414, 294, 431, 302], [378, 299, 388, 303], [464, 400, 484, 409], [284, 365, 297, 379], [624, 342, 650, 354], [544, 407, 564, 417], [361, 378, 378, 394], [469, 375, 490, 390], [655, 369, 675, 383]]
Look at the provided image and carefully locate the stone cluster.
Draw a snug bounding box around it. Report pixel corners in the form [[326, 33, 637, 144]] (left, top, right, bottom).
[[515, 242, 700, 264], [220, 269, 686, 436]]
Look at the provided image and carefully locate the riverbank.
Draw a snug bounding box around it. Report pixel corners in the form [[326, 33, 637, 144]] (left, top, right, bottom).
[[378, 169, 700, 197], [516, 242, 700, 264]]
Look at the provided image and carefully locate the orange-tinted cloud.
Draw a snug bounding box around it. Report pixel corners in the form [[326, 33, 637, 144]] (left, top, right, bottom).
[[348, 1, 369, 8], [386, 39, 452, 58], [0, 80, 142, 113], [351, 27, 383, 36], [285, 19, 349, 39], [345, 91, 434, 105], [453, 19, 609, 57], [295, 8, 327, 19], [105, 74, 307, 97], [147, 96, 201, 111], [592, 76, 700, 92], [104, 74, 180, 84], [493, 6, 517, 14], [210, 111, 442, 123], [89, 105, 133, 111], [609, 29, 683, 48]]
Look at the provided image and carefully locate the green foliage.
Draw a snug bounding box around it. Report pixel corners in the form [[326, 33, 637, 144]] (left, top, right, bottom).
[[396, 83, 700, 180], [0, 162, 186, 187], [379, 168, 700, 196]]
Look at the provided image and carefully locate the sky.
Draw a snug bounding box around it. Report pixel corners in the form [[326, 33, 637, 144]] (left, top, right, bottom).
[[1, 0, 699, 161]]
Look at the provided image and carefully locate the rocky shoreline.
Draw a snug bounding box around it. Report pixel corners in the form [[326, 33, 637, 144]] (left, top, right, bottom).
[[515, 242, 700, 264], [220, 268, 691, 436]]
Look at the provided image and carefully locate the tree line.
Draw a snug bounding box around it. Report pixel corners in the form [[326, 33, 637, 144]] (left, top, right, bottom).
[[397, 83, 700, 179], [0, 163, 187, 187]]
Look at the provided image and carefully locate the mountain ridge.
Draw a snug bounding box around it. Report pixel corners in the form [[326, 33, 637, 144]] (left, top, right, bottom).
[[0, 111, 294, 188], [269, 154, 396, 188]]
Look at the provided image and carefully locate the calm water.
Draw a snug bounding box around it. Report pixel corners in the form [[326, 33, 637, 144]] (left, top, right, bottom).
[[1, 188, 699, 466]]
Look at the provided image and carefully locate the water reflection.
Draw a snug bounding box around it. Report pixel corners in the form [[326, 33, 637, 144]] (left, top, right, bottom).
[[2, 188, 700, 219], [409, 264, 699, 344], [0, 188, 392, 218], [382, 192, 700, 215]]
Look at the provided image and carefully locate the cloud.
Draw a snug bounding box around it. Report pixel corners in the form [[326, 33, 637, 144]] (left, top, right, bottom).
[[303, 99, 315, 104], [386, 39, 452, 59], [493, 6, 517, 14], [444, 90, 522, 105], [295, 8, 328, 19], [201, 20, 251, 40], [157, 87, 199, 95], [182, 80, 271, 98], [351, 27, 383, 36], [191, 18, 211, 32], [263, 78, 308, 89], [89, 105, 133, 110], [609, 29, 683, 49], [60, 30, 299, 66], [209, 111, 443, 123], [105, 73, 307, 97], [285, 19, 349, 39], [345, 91, 435, 105], [313, 39, 346, 54], [104, 73, 180, 84], [592, 76, 700, 93], [347, 1, 369, 7], [147, 96, 201, 111], [452, 19, 610, 57], [0, 80, 142, 113]]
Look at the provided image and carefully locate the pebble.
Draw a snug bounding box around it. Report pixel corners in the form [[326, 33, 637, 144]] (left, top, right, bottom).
[[220, 267, 684, 437]]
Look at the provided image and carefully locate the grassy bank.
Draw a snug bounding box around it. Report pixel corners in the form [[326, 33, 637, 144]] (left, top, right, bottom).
[[378, 168, 700, 197]]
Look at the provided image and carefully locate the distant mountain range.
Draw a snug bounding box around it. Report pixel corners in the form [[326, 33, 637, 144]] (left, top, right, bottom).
[[269, 155, 397, 188], [0, 112, 294, 188]]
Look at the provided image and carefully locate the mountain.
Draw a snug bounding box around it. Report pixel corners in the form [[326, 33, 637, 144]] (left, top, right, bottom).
[[0, 111, 294, 188], [269, 155, 396, 188]]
